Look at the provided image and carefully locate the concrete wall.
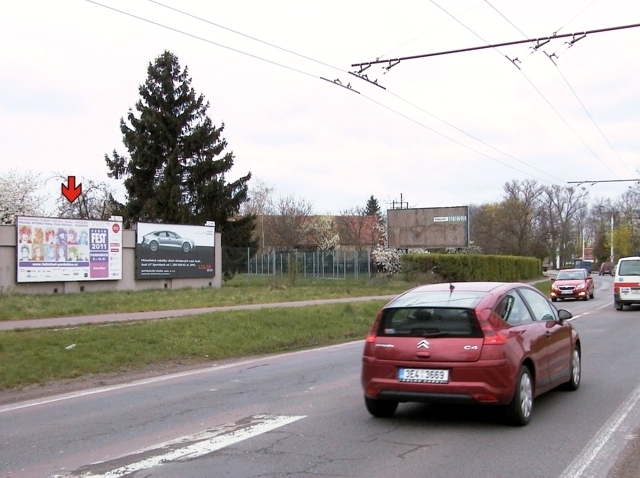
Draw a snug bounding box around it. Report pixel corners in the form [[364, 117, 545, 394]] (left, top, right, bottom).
[[0, 225, 222, 294]]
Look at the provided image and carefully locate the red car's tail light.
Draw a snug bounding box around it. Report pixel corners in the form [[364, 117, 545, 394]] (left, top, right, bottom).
[[366, 387, 380, 397], [473, 393, 498, 403], [365, 310, 384, 343], [476, 308, 508, 345], [482, 331, 508, 345]]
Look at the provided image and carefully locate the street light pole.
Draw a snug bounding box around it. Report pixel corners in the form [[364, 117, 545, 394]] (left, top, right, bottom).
[[611, 213, 614, 262]]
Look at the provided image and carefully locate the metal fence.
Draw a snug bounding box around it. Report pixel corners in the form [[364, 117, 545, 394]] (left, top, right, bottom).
[[226, 248, 372, 279]]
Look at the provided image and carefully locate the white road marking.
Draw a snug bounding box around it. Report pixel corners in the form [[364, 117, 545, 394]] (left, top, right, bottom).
[[594, 300, 614, 311], [0, 341, 362, 414], [566, 300, 614, 321], [74, 414, 305, 478], [559, 382, 640, 478]]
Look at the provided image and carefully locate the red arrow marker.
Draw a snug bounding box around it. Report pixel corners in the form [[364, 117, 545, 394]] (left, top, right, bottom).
[[61, 176, 82, 203]]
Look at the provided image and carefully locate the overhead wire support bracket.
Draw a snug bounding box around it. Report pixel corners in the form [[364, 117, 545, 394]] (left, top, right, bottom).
[[532, 38, 551, 51], [544, 51, 559, 66], [569, 33, 587, 46], [348, 71, 386, 90], [505, 55, 522, 70], [384, 60, 400, 71], [320, 77, 360, 94]]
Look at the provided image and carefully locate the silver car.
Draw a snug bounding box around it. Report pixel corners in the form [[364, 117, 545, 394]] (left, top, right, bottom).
[[141, 231, 195, 253]]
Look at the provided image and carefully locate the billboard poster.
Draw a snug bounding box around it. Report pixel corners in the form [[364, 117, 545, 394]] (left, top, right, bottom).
[[387, 206, 469, 249], [16, 216, 123, 283], [135, 222, 215, 280]]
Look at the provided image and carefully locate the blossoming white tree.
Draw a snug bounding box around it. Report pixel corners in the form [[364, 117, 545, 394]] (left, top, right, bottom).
[[371, 220, 403, 274], [0, 170, 46, 224], [305, 214, 340, 251]]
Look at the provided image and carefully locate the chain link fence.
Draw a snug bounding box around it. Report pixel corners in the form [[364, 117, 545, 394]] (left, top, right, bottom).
[[224, 248, 372, 280]]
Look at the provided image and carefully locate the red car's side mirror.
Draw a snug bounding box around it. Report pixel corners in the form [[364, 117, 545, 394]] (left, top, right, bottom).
[[557, 309, 572, 321]]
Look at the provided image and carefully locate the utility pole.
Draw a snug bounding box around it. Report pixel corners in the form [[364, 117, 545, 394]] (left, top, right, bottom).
[[611, 213, 615, 262]]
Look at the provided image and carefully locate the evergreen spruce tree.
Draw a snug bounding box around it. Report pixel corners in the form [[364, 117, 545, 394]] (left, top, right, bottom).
[[365, 195, 381, 217], [105, 51, 257, 274]]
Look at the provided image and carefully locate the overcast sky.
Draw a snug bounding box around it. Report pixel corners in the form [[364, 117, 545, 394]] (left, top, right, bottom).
[[2, 0, 639, 216]]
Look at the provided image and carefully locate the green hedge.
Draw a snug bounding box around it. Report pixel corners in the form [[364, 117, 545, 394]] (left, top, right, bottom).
[[402, 253, 542, 282]]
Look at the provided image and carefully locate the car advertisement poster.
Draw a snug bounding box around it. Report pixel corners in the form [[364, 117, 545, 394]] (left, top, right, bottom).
[[135, 222, 215, 280], [16, 216, 123, 283]]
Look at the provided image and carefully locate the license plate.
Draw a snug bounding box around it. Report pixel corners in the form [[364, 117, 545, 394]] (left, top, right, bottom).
[[399, 368, 449, 383], [561, 290, 574, 295]]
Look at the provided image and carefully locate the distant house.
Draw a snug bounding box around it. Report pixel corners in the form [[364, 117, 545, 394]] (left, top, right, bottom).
[[252, 214, 382, 253], [334, 214, 382, 252]]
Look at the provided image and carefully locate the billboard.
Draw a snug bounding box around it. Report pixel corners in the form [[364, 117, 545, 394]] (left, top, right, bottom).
[[583, 247, 594, 261], [387, 206, 469, 249], [135, 222, 215, 279], [16, 216, 123, 283]]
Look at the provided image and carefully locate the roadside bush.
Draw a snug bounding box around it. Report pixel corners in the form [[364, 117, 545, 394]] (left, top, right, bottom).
[[402, 253, 541, 282]]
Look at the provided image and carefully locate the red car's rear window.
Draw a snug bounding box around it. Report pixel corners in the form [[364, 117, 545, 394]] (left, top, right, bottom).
[[378, 307, 484, 338]]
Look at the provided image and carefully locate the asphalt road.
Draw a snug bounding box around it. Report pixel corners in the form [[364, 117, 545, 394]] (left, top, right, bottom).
[[2, 275, 640, 478]]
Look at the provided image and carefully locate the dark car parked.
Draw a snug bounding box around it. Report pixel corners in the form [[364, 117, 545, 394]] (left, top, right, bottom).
[[361, 282, 580, 426], [574, 260, 593, 274], [599, 261, 614, 275]]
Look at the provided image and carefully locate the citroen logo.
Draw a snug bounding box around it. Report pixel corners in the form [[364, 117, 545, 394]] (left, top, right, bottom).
[[417, 339, 430, 349]]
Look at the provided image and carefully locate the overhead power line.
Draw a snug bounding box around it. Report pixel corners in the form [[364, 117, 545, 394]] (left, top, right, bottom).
[[479, 1, 634, 179], [351, 22, 640, 69], [548, 62, 636, 178], [568, 179, 640, 188], [484, 0, 529, 38], [141, 0, 568, 184], [86, 0, 568, 185], [84, 0, 318, 80], [376, 1, 484, 61], [391, 0, 620, 181], [148, 0, 344, 74]]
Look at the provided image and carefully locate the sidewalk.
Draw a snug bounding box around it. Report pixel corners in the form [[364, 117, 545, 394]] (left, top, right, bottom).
[[1, 275, 556, 332], [0, 295, 399, 331]]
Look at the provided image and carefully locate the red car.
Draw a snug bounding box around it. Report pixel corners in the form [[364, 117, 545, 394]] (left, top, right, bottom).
[[361, 282, 580, 426], [550, 268, 595, 302], [599, 262, 614, 276]]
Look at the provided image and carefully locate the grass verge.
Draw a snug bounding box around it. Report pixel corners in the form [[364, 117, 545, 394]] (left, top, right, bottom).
[[0, 280, 552, 391], [1, 275, 411, 321], [0, 301, 385, 390]]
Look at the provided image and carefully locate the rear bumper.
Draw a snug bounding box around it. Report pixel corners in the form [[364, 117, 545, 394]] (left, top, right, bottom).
[[614, 292, 640, 304], [377, 391, 477, 405], [362, 358, 515, 405]]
